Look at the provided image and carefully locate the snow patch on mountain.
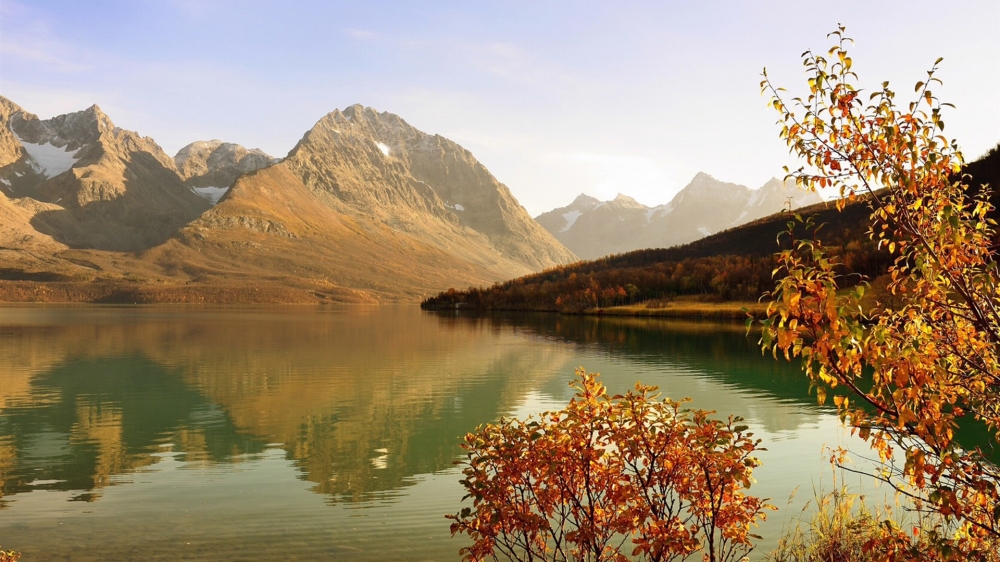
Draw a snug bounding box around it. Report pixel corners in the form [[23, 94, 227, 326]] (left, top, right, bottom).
[[191, 186, 229, 205], [561, 210, 583, 232], [376, 142, 390, 156], [14, 133, 80, 177]]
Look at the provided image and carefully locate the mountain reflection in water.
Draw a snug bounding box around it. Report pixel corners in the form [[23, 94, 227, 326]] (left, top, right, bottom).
[[1, 306, 989, 561], [0, 306, 572, 507]]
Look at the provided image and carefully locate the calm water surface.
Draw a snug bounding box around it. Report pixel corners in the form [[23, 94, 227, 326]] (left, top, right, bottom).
[[0, 305, 892, 560]]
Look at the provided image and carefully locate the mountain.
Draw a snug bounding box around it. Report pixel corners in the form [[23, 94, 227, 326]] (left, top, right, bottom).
[[174, 140, 278, 204], [284, 104, 574, 270], [424, 146, 1000, 313], [145, 104, 576, 301], [0, 99, 575, 302], [537, 173, 824, 259], [536, 193, 652, 260], [0, 96, 210, 251]]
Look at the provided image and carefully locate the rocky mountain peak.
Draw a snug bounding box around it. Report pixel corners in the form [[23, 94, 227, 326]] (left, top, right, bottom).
[[0, 97, 575, 301], [0, 96, 24, 118], [571, 193, 601, 208], [10, 103, 118, 150], [307, 104, 418, 157], [174, 139, 277, 203], [278, 103, 575, 270], [610, 193, 645, 209], [759, 177, 785, 192], [537, 171, 826, 260], [747, 176, 823, 214]]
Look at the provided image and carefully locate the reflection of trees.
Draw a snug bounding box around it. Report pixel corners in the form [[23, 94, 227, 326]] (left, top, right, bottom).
[[446, 312, 816, 396], [0, 356, 265, 503], [433, 312, 819, 435], [438, 312, 997, 459]]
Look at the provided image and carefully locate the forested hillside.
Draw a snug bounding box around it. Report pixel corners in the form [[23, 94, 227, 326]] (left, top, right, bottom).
[[423, 144, 1000, 312]]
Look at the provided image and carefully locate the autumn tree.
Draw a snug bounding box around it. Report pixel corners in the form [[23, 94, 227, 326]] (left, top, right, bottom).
[[759, 26, 999, 559], [449, 369, 772, 562]]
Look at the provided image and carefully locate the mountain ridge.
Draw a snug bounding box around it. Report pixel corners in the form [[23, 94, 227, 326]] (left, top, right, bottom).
[[0, 97, 575, 302], [536, 173, 823, 259]]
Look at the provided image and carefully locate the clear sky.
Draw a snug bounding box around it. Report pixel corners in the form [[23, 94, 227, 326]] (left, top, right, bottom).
[[2, 0, 998, 215]]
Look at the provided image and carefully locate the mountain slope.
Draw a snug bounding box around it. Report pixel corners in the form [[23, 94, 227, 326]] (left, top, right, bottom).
[[538, 173, 823, 259], [140, 105, 577, 301], [424, 146, 1000, 313], [0, 99, 575, 303], [281, 104, 575, 270], [0, 96, 210, 251]]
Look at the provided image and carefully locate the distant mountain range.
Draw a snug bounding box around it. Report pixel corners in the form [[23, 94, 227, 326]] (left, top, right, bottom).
[[535, 173, 824, 260], [0, 97, 574, 302], [423, 146, 1000, 313]]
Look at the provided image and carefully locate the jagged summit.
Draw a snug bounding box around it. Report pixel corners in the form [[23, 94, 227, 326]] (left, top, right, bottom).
[[572, 193, 601, 206], [276, 104, 575, 270], [0, 99, 208, 250], [174, 139, 277, 203], [536, 172, 825, 259], [10, 103, 117, 152], [611, 193, 645, 208]]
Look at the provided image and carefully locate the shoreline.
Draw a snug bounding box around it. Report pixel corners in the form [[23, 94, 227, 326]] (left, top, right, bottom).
[[0, 282, 766, 321], [422, 299, 768, 321]]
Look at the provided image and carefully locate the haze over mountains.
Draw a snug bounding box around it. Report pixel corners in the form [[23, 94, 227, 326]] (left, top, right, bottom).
[[0, 97, 574, 302], [535, 173, 824, 259]]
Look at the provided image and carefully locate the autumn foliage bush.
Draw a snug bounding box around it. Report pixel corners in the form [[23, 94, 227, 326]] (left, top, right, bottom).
[[759, 27, 1000, 559], [448, 369, 772, 562]]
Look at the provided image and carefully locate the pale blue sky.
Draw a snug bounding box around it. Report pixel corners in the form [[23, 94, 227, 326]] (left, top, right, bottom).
[[2, 0, 998, 214]]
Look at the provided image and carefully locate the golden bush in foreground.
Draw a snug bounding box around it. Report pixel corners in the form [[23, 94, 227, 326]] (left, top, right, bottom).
[[449, 369, 772, 562], [760, 26, 999, 560]]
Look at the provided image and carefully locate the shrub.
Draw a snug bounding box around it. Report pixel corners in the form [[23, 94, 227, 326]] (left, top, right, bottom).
[[449, 369, 773, 562], [760, 26, 1000, 559]]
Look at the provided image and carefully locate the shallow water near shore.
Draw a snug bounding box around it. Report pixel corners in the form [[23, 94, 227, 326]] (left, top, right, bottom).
[[0, 305, 913, 560]]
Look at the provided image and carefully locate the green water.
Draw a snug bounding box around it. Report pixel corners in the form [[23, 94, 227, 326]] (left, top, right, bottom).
[[0, 306, 961, 560]]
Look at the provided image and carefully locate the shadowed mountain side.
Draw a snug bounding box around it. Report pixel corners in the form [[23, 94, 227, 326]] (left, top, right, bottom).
[[1, 99, 210, 252], [29, 151, 210, 251], [282, 105, 576, 270], [0, 195, 65, 253], [422, 196, 887, 312], [0, 101, 575, 302]]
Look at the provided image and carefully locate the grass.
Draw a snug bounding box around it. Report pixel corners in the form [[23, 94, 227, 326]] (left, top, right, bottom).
[[594, 296, 767, 320], [766, 487, 895, 562], [763, 486, 999, 562]]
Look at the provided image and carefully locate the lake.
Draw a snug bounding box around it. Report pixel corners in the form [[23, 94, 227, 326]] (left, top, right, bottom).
[[0, 305, 903, 560]]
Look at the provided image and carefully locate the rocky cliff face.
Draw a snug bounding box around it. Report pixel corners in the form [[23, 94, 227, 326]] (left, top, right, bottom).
[[0, 96, 210, 251], [162, 104, 577, 300], [538, 173, 824, 259], [280, 104, 576, 270], [174, 140, 277, 203]]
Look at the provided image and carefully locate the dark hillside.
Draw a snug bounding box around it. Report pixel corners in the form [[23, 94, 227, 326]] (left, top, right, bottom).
[[423, 145, 1000, 312]]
